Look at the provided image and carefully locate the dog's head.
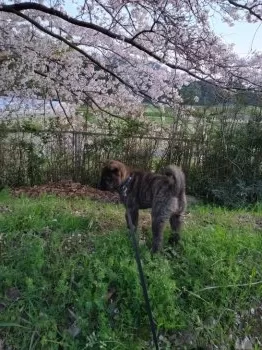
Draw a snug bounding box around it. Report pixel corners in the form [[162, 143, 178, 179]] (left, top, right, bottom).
[[99, 160, 129, 191]]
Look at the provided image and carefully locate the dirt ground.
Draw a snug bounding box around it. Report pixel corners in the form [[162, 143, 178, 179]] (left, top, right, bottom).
[[11, 180, 120, 204]]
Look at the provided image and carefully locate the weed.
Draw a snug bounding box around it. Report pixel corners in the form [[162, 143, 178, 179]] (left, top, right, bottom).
[[0, 191, 262, 349]]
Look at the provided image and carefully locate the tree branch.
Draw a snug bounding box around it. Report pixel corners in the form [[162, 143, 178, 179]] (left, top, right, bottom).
[[5, 8, 153, 101], [1, 1, 261, 93], [227, 0, 262, 22], [55, 88, 75, 130], [33, 70, 131, 123], [0, 1, 241, 89]]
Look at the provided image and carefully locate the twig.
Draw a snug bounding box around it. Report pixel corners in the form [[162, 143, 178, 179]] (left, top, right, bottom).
[[196, 280, 262, 293]]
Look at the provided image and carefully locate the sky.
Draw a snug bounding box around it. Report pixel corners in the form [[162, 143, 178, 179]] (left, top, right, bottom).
[[64, 2, 262, 57], [210, 16, 262, 56]]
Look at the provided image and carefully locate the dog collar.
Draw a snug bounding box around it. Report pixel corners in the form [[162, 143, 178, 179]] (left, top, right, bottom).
[[119, 176, 132, 198]]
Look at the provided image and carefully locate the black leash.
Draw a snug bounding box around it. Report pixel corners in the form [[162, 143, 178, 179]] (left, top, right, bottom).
[[126, 212, 159, 350]]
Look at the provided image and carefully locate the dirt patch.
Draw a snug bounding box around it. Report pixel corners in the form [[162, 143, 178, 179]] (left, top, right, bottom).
[[255, 218, 262, 230], [0, 205, 12, 213], [237, 214, 262, 231], [11, 182, 201, 210], [237, 214, 254, 225], [11, 180, 120, 204]]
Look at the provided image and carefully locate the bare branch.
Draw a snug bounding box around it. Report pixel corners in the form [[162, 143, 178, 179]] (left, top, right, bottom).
[[228, 0, 262, 21], [55, 89, 74, 130]]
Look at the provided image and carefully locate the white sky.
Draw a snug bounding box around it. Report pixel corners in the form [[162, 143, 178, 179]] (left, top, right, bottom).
[[210, 16, 262, 56]]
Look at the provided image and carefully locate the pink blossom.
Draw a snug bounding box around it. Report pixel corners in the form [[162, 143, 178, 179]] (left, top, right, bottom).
[[0, 1, 261, 122]]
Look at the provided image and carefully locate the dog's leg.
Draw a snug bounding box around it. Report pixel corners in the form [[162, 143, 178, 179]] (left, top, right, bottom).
[[169, 213, 183, 245], [151, 216, 166, 253], [126, 208, 140, 242], [125, 208, 139, 230]]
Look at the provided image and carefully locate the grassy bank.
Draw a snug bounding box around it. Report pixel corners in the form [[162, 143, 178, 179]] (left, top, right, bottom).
[[0, 190, 262, 349]]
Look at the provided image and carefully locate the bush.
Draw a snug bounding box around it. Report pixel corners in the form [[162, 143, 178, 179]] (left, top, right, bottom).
[[0, 104, 262, 207], [192, 112, 262, 207]]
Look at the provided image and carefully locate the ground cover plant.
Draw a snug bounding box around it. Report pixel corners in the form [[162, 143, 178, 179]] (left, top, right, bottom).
[[0, 189, 262, 349]]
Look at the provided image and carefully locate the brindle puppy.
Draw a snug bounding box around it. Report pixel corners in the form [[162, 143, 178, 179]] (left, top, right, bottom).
[[99, 160, 186, 253]]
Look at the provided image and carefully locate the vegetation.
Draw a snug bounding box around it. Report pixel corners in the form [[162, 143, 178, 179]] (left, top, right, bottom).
[[1, 190, 262, 349], [1, 2, 262, 348], [179, 81, 262, 107], [1, 102, 262, 208]]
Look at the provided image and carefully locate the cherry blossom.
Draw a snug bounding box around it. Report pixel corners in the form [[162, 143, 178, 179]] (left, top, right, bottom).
[[0, 1, 261, 121]]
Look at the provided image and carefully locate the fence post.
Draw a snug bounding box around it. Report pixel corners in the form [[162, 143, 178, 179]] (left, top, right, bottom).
[[72, 131, 77, 182]]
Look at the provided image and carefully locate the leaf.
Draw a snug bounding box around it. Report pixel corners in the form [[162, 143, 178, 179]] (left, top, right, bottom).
[[0, 322, 30, 329]]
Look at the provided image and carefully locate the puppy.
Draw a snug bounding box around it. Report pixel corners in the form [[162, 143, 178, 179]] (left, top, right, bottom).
[[99, 160, 186, 253]]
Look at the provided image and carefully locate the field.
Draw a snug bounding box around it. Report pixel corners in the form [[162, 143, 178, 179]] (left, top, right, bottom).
[[1, 190, 262, 349]]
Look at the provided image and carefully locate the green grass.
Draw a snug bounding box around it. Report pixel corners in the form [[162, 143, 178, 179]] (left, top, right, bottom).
[[144, 104, 259, 126], [1, 190, 262, 349], [144, 106, 174, 124]]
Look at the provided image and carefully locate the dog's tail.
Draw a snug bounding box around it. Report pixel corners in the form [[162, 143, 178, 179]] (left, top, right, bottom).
[[163, 165, 186, 196]]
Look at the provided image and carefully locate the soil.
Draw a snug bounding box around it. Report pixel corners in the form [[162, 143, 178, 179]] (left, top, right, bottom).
[[11, 180, 120, 204]]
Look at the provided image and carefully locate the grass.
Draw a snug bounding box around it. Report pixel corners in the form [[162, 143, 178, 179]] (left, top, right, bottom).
[[144, 104, 259, 126], [0, 190, 262, 349]]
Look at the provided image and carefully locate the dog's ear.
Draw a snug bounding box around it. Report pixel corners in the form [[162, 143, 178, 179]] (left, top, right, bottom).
[[99, 159, 114, 168], [110, 162, 124, 180], [119, 166, 129, 181]]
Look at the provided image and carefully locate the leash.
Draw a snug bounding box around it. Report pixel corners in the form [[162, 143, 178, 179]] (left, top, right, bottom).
[[126, 212, 159, 350]]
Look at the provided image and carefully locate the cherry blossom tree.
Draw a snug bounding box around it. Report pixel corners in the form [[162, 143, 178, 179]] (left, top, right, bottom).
[[0, 0, 262, 121]]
